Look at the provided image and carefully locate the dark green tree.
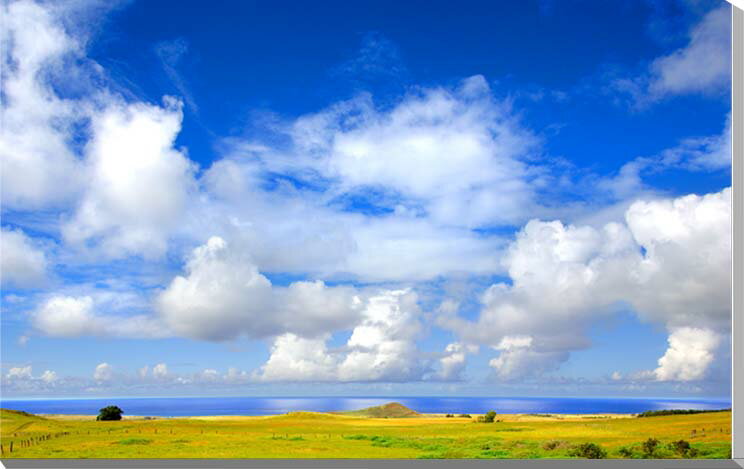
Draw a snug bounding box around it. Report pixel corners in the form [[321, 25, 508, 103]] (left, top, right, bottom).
[[97, 405, 123, 421], [483, 410, 497, 423]]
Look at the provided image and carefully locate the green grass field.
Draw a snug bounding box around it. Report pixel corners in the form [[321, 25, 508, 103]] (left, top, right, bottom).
[[0, 407, 731, 459]]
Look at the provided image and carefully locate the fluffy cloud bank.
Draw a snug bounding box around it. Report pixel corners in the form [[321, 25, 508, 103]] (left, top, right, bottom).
[[7, 366, 33, 380], [197, 75, 541, 282], [285, 75, 540, 228], [156, 236, 363, 341], [2, 0, 517, 284], [0, 0, 85, 210], [1, 0, 732, 391], [443, 188, 731, 382], [31, 295, 169, 339], [62, 98, 196, 259], [256, 289, 425, 382], [4, 366, 58, 390], [654, 327, 721, 381], [2, 0, 196, 261], [437, 342, 479, 381], [1, 0, 534, 283]]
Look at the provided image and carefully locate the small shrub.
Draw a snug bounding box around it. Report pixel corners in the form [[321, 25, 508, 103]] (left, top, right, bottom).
[[458, 414, 471, 418], [668, 439, 689, 453], [445, 413, 454, 418], [483, 410, 497, 423], [668, 440, 698, 458], [569, 442, 607, 459], [618, 446, 634, 458], [543, 440, 568, 451], [642, 437, 660, 458]]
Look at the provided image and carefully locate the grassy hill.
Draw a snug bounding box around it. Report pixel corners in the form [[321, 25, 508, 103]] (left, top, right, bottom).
[[337, 402, 420, 418], [1, 408, 55, 433]]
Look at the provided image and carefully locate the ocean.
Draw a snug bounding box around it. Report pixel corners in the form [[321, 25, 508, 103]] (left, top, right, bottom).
[[0, 396, 731, 417]]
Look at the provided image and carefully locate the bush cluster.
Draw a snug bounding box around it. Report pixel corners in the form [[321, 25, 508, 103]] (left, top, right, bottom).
[[617, 438, 700, 459], [668, 440, 698, 458], [642, 437, 660, 458], [568, 442, 607, 459]]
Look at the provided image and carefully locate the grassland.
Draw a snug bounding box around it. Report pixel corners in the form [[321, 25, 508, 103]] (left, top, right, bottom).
[[0, 407, 731, 459]]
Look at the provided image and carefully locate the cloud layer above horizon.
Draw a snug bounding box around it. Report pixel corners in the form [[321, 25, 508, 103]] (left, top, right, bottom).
[[0, 0, 733, 398]]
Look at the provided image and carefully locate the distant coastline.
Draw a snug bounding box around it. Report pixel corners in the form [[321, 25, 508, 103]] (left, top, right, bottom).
[[0, 396, 731, 418]]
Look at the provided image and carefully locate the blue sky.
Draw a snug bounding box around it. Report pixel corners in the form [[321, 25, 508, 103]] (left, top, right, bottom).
[[0, 0, 733, 399]]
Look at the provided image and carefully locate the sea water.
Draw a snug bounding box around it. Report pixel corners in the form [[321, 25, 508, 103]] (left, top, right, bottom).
[[0, 396, 731, 417]]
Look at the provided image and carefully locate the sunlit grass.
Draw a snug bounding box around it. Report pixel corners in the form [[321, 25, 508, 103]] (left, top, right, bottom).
[[0, 408, 731, 459]]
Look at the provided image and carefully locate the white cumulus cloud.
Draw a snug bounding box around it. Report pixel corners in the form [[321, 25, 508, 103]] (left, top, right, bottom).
[[40, 370, 58, 383], [256, 289, 426, 382], [437, 342, 478, 381], [653, 327, 721, 382], [443, 188, 731, 382], [257, 334, 338, 382], [7, 365, 33, 380], [1, 228, 48, 288], [93, 362, 113, 382], [62, 98, 196, 259], [0, 0, 85, 210], [152, 363, 168, 380], [157, 236, 363, 341], [31, 295, 169, 339]]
